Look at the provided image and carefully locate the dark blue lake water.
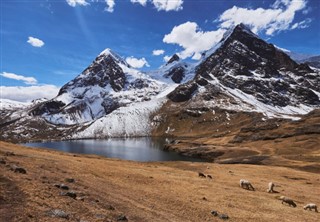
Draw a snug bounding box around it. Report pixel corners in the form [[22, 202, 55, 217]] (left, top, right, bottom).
[[23, 138, 204, 162]]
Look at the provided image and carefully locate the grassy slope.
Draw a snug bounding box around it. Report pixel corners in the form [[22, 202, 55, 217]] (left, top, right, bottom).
[[0, 141, 319, 222], [152, 102, 320, 173]]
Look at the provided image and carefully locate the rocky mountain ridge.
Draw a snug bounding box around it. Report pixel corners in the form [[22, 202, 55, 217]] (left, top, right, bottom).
[[1, 24, 320, 142], [168, 24, 320, 117], [300, 55, 320, 68]]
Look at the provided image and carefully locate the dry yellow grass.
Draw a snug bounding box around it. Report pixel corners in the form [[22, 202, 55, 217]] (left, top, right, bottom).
[[0, 141, 319, 222]]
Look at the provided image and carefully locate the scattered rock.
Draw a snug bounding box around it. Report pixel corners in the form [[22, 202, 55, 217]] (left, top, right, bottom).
[[0, 158, 6, 164], [60, 184, 70, 190], [211, 210, 218, 216], [76, 196, 85, 201], [10, 165, 27, 174], [60, 191, 77, 199], [219, 214, 229, 220], [54, 184, 69, 190], [47, 209, 69, 219], [5, 151, 15, 156], [207, 175, 212, 179], [107, 205, 115, 210], [95, 214, 106, 219], [117, 215, 128, 221], [198, 172, 206, 178], [202, 197, 207, 201], [65, 178, 75, 183], [27, 213, 33, 218]]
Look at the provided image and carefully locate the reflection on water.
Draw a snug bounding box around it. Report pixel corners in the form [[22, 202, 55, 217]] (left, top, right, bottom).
[[23, 137, 204, 162]]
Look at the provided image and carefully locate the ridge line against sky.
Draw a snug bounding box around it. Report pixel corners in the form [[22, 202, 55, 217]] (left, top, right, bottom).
[[1, 0, 319, 102]]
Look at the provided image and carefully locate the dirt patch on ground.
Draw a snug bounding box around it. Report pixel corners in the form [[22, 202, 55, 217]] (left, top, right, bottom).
[[0, 141, 319, 222]]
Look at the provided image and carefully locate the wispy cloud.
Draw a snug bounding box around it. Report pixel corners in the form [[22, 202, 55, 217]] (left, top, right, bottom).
[[53, 70, 79, 76], [0, 85, 59, 102], [152, 49, 165, 56], [291, 18, 312, 30], [0, 72, 38, 85], [66, 0, 89, 7], [27, 36, 45, 47], [126, 56, 150, 68]]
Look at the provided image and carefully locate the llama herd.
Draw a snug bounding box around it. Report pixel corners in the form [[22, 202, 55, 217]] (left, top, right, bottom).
[[198, 172, 318, 214], [239, 179, 318, 212]]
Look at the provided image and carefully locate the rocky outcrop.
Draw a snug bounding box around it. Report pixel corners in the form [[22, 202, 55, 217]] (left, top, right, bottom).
[[167, 82, 198, 102], [164, 66, 186, 83], [166, 54, 180, 65]]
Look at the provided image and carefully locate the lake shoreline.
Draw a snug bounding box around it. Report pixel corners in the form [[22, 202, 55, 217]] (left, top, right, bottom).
[[22, 137, 206, 162]]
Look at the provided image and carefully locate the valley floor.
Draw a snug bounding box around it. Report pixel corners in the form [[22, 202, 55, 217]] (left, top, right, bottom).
[[0, 141, 319, 222]]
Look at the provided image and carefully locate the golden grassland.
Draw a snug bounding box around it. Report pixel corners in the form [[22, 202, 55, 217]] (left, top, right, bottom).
[[0, 141, 319, 221]]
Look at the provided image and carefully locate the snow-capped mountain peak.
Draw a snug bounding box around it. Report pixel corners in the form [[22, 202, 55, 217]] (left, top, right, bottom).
[[29, 48, 173, 125], [3, 24, 319, 141], [97, 48, 129, 67], [99, 48, 114, 56], [166, 54, 180, 65], [168, 23, 320, 118]]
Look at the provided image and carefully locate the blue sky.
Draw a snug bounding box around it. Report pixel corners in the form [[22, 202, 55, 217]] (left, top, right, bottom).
[[1, 0, 320, 102]]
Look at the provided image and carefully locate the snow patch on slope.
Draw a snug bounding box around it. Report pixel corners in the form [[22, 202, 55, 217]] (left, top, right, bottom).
[[73, 98, 166, 138], [0, 99, 29, 110], [204, 74, 314, 120]]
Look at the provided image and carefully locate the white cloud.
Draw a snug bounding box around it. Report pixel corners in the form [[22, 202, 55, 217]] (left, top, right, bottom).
[[162, 0, 311, 60], [66, 0, 89, 7], [163, 21, 226, 60], [151, 0, 183, 11], [291, 18, 312, 30], [163, 55, 171, 62], [218, 0, 308, 35], [0, 85, 59, 102], [131, 0, 147, 6], [27, 36, 45, 47], [152, 49, 165, 56], [105, 0, 115, 12], [66, 0, 184, 12], [126, 56, 150, 68], [302, 7, 312, 15], [0, 72, 38, 85]]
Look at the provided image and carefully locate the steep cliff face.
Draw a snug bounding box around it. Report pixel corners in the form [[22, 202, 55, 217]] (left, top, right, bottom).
[[168, 24, 320, 115]]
